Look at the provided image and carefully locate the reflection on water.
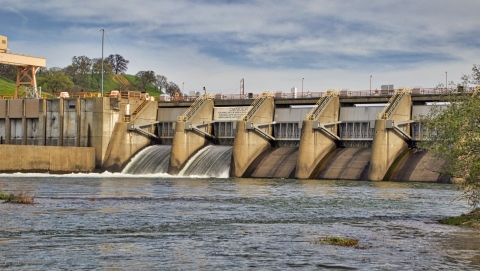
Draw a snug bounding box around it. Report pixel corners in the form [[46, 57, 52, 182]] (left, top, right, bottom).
[[300, 179, 338, 197], [100, 179, 155, 198], [172, 178, 213, 197], [234, 178, 273, 197], [0, 174, 478, 270]]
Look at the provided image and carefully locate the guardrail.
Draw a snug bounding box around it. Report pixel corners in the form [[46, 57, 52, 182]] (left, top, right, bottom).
[[158, 86, 479, 102], [177, 93, 214, 122], [0, 86, 477, 100]]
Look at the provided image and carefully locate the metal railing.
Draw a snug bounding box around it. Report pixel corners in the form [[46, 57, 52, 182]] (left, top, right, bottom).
[[238, 91, 274, 121], [304, 89, 338, 120], [377, 88, 411, 120], [177, 93, 213, 122], [132, 99, 150, 117], [0, 85, 477, 101]]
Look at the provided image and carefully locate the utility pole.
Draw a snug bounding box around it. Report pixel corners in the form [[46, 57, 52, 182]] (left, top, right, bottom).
[[302, 78, 304, 97], [370, 75, 372, 95], [445, 71, 448, 89], [100, 29, 104, 97], [240, 78, 244, 96]]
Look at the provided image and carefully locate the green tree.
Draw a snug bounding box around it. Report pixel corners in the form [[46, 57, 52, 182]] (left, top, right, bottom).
[[107, 54, 129, 74], [38, 67, 74, 94], [165, 81, 180, 96], [0, 64, 17, 80], [74, 55, 93, 87], [154, 74, 168, 93], [91, 58, 113, 89], [420, 69, 480, 207], [135, 70, 155, 91]]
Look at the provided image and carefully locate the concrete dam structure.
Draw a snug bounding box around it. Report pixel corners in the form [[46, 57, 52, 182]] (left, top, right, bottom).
[[0, 89, 450, 181]]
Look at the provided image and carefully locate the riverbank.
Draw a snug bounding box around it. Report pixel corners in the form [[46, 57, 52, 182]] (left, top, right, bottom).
[[439, 208, 480, 229]]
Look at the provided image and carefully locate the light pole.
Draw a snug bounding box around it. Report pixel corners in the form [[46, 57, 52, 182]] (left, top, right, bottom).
[[445, 71, 448, 89], [370, 75, 372, 95], [302, 78, 304, 97], [100, 29, 104, 97]]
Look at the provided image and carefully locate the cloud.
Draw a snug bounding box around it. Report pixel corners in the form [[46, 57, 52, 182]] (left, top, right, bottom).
[[1, 0, 479, 92]]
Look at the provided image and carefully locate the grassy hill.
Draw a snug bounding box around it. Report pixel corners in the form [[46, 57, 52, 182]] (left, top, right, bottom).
[[0, 78, 16, 97], [0, 74, 162, 98]]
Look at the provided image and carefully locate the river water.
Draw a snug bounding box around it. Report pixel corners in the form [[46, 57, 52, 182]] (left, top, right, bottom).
[[0, 173, 479, 270]]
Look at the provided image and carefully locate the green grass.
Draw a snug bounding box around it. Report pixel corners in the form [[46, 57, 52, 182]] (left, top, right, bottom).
[[0, 74, 162, 98], [0, 191, 34, 204], [0, 78, 16, 96], [312, 236, 360, 247], [439, 208, 480, 228]]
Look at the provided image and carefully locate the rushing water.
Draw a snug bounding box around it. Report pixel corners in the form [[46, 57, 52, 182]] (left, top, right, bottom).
[[179, 145, 232, 177], [0, 174, 479, 270], [122, 145, 172, 174]]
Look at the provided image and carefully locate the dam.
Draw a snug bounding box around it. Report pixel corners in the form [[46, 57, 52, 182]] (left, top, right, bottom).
[[0, 88, 462, 181]]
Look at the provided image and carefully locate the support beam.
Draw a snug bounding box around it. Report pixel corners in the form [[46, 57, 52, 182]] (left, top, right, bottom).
[[368, 93, 412, 181], [169, 99, 214, 174], [231, 96, 275, 177], [296, 96, 339, 179]]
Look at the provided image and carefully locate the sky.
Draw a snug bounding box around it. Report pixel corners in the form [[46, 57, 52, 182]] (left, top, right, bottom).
[[1, 0, 479, 95]]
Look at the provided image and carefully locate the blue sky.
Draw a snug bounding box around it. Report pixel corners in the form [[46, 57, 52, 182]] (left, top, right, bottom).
[[1, 0, 479, 94]]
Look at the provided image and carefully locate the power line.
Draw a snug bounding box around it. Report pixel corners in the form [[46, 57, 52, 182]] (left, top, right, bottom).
[[104, 31, 117, 55]]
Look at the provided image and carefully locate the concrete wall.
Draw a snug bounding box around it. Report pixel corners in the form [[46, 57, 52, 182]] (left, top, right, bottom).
[[296, 96, 339, 179], [368, 94, 412, 181], [102, 100, 158, 172], [274, 107, 311, 122], [339, 106, 384, 121], [157, 107, 188, 121], [0, 97, 121, 170], [231, 97, 275, 177], [169, 99, 214, 174], [0, 145, 95, 173]]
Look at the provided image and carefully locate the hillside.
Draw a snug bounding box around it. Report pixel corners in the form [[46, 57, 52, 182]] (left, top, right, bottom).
[[0, 74, 162, 98], [0, 78, 16, 96]]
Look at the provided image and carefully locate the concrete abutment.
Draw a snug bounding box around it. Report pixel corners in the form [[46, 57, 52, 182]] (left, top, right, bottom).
[[231, 97, 275, 177], [168, 99, 214, 174]]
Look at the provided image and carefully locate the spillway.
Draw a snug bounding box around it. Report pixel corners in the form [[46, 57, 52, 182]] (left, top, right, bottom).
[[179, 145, 232, 178], [244, 147, 298, 178], [316, 148, 371, 180], [122, 145, 171, 174], [390, 149, 449, 182]]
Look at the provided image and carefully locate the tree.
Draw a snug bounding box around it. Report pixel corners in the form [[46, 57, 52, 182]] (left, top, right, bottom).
[[165, 81, 180, 96], [135, 70, 155, 91], [0, 64, 17, 80], [107, 54, 129, 74], [154, 75, 168, 93], [420, 65, 480, 207], [38, 67, 74, 94], [64, 56, 92, 88], [91, 58, 113, 89]]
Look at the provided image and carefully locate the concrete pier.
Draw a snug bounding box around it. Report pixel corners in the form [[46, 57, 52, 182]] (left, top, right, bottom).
[[296, 95, 339, 179], [102, 99, 158, 172], [368, 92, 412, 181], [231, 96, 275, 177], [168, 98, 214, 174]]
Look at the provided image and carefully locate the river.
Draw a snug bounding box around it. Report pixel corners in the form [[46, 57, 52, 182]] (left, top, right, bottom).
[[0, 173, 479, 270]]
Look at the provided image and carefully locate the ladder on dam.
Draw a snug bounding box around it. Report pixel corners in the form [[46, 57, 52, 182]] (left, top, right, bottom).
[[177, 94, 214, 122], [239, 91, 274, 121], [376, 88, 412, 141], [377, 87, 410, 120], [131, 100, 150, 119], [304, 90, 338, 120]]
